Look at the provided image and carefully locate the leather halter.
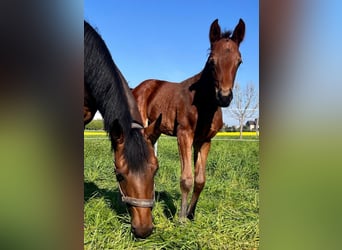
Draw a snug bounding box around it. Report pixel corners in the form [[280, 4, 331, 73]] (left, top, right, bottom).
[[115, 169, 155, 208], [117, 182, 155, 208]]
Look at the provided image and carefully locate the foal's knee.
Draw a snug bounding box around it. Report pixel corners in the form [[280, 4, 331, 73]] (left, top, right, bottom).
[[180, 176, 193, 193]]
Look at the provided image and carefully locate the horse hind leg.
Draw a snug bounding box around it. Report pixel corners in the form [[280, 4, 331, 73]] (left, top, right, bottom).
[[187, 141, 211, 220]]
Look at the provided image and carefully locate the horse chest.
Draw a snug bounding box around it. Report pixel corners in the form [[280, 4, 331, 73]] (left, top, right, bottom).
[[194, 107, 222, 139]]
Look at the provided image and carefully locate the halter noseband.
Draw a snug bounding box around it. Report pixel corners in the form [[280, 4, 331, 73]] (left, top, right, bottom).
[[117, 181, 155, 208]]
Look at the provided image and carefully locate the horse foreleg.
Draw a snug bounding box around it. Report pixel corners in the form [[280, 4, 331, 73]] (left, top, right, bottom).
[[177, 130, 193, 219], [187, 141, 211, 220]]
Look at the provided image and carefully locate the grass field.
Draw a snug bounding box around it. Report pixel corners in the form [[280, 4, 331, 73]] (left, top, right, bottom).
[[84, 133, 259, 249]]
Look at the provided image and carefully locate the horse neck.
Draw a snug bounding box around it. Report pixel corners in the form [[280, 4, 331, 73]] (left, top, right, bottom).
[[84, 24, 133, 135], [184, 70, 218, 108]]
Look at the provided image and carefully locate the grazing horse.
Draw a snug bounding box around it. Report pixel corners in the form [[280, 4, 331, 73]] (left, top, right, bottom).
[[84, 21, 161, 238], [133, 19, 245, 220]]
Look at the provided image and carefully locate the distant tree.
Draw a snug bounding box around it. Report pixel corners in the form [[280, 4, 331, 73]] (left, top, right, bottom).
[[220, 123, 229, 132], [226, 82, 259, 139]]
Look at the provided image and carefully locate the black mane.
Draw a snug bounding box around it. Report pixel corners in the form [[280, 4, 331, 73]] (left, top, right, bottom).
[[84, 21, 149, 172]]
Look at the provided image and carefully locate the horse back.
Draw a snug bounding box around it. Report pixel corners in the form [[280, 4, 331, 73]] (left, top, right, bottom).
[[133, 79, 196, 135]]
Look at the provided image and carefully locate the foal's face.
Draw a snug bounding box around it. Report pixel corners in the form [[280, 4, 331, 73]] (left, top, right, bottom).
[[208, 19, 245, 107], [209, 38, 242, 107]]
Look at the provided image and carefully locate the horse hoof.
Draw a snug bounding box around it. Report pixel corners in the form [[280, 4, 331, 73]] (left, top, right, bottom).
[[179, 216, 188, 223], [187, 213, 195, 221]]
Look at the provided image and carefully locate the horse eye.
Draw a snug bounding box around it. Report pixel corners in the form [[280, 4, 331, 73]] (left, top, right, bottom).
[[114, 164, 125, 182], [115, 172, 125, 182]]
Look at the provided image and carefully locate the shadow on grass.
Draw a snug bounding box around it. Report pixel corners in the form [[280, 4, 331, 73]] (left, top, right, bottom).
[[84, 181, 127, 216], [84, 181, 177, 220], [156, 191, 177, 220]]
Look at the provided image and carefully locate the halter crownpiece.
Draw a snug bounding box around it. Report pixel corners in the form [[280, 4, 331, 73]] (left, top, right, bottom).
[[131, 121, 144, 129]]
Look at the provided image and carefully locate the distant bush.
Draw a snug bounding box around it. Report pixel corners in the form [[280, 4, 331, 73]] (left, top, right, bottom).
[[220, 125, 257, 132], [85, 119, 104, 130]]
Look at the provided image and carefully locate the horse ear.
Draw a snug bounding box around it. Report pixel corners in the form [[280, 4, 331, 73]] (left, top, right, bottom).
[[231, 18, 245, 46], [209, 19, 221, 44], [144, 114, 162, 145], [110, 119, 124, 146]]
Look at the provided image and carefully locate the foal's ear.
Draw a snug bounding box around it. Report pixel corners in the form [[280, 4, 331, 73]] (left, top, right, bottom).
[[110, 119, 124, 146], [231, 18, 245, 46], [209, 19, 221, 44], [144, 114, 162, 145]]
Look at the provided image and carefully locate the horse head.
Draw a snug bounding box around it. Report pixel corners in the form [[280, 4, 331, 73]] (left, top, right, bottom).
[[110, 116, 161, 238], [207, 18, 245, 107]]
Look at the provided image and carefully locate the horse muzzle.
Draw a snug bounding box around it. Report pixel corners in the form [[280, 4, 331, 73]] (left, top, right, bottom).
[[117, 183, 155, 238], [131, 223, 154, 239], [130, 206, 154, 238], [216, 89, 233, 107]]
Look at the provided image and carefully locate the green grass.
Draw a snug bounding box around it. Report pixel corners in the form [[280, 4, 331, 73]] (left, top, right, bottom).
[[84, 135, 259, 249]]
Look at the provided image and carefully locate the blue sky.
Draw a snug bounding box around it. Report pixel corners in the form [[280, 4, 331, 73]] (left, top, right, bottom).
[[84, 1, 259, 125]]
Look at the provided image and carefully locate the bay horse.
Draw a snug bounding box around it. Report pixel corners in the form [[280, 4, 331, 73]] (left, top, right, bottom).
[[133, 19, 245, 220], [84, 21, 161, 238]]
